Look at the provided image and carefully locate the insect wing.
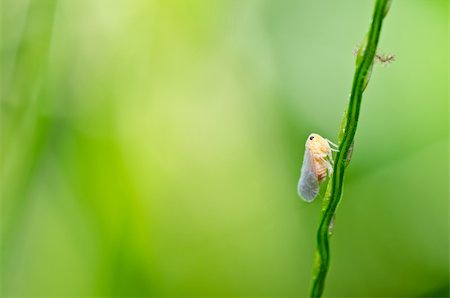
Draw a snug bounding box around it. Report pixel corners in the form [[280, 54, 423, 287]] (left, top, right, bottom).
[[298, 148, 319, 202]]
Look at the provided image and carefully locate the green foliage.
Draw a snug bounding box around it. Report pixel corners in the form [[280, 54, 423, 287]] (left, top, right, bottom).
[[1, 1, 448, 297], [310, 1, 391, 296]]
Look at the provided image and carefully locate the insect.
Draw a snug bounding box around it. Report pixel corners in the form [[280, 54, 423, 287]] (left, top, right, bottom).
[[298, 133, 338, 202]]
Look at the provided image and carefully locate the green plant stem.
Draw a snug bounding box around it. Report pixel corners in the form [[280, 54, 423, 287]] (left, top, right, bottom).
[[309, 1, 391, 297]]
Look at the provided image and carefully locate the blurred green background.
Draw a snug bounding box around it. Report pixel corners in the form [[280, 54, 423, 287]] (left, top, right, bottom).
[[1, 0, 448, 297]]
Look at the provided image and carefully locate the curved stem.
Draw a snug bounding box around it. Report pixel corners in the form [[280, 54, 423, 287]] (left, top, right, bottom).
[[309, 0, 391, 297]]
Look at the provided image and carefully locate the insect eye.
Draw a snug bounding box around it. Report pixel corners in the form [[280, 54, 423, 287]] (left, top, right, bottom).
[[309, 136, 314, 140]]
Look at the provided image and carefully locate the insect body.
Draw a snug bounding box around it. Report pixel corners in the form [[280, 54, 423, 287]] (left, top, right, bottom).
[[298, 133, 338, 202]]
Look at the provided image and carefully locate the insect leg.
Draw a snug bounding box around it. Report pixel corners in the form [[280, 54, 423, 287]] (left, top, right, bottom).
[[326, 138, 339, 149], [325, 160, 333, 175], [320, 154, 334, 176], [326, 151, 334, 165]]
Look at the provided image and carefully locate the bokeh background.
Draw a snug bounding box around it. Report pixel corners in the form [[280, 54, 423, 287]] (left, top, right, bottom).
[[1, 0, 448, 297]]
